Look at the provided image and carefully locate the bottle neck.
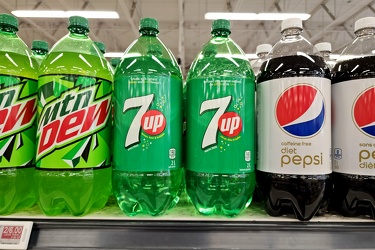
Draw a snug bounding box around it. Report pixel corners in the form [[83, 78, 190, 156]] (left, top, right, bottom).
[[211, 30, 230, 38], [0, 25, 17, 34], [69, 26, 89, 37], [282, 28, 302, 37], [320, 51, 331, 58], [140, 29, 158, 37], [355, 27, 375, 37], [32, 49, 48, 56], [257, 52, 268, 59]]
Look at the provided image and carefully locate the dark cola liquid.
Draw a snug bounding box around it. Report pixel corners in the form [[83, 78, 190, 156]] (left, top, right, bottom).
[[331, 56, 375, 218], [257, 55, 332, 221]]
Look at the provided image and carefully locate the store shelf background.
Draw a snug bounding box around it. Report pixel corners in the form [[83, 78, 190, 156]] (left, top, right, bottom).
[[1, 0, 374, 74]]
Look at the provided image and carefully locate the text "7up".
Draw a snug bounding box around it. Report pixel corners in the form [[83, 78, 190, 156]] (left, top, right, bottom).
[[123, 94, 166, 148]]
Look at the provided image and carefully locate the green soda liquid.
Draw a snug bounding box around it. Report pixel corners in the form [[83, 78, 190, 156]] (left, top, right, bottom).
[[113, 35, 184, 216], [0, 50, 38, 214], [36, 49, 113, 216], [186, 27, 256, 217]]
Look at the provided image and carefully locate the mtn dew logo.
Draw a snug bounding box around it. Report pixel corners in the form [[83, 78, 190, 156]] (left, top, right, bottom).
[[36, 75, 112, 169], [0, 75, 37, 168]]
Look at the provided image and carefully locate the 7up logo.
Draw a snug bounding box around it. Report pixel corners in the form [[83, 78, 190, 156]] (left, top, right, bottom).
[[200, 96, 242, 149], [0, 84, 36, 139], [123, 94, 166, 148]]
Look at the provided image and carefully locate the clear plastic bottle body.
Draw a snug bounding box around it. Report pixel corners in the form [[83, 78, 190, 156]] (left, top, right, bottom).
[[35, 19, 113, 216], [320, 51, 336, 70], [257, 24, 332, 221], [186, 24, 256, 217], [113, 23, 184, 216], [252, 52, 268, 76], [331, 25, 375, 218], [0, 15, 38, 214]]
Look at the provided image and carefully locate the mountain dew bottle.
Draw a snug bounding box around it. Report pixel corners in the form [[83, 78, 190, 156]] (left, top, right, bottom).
[[0, 14, 38, 214], [113, 18, 183, 216], [35, 16, 113, 216], [94, 41, 106, 54], [31, 40, 48, 66], [186, 19, 256, 216]]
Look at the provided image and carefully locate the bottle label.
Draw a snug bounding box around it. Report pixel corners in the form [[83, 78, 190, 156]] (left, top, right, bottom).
[[36, 75, 112, 169], [113, 75, 182, 172], [0, 75, 37, 168], [186, 77, 255, 174], [332, 79, 375, 175], [257, 77, 331, 175]]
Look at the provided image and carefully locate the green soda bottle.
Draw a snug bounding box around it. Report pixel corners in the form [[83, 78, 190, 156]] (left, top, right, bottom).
[[0, 14, 38, 214], [186, 19, 256, 216], [94, 41, 106, 54], [110, 57, 120, 70], [31, 40, 48, 66], [35, 16, 113, 216], [113, 18, 183, 216]]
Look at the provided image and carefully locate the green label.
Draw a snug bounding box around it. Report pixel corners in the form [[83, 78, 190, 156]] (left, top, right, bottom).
[[113, 75, 182, 172], [186, 77, 255, 174], [36, 75, 112, 169], [0, 75, 37, 168]]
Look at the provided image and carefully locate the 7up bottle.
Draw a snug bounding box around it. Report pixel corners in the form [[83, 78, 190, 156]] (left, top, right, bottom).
[[113, 18, 183, 216], [186, 19, 256, 216], [0, 14, 38, 214], [35, 16, 113, 216]]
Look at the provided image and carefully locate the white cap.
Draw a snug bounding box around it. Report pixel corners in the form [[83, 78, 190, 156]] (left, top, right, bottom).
[[354, 17, 375, 32], [256, 44, 273, 55], [315, 42, 332, 52], [281, 18, 303, 32]]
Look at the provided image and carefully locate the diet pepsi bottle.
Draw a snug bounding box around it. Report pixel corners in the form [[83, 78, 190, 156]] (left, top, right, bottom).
[[256, 18, 332, 221], [331, 17, 375, 218]]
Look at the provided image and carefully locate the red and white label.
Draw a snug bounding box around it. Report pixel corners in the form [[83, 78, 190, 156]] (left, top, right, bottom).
[[0, 221, 33, 249], [141, 110, 166, 135], [218, 112, 242, 137]]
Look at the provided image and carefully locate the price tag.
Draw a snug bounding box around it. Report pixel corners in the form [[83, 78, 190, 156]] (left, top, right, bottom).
[[0, 221, 33, 250]]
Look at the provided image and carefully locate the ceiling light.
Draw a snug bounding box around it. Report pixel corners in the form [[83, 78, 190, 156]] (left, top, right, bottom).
[[205, 12, 257, 20], [104, 52, 123, 58], [245, 54, 258, 59], [205, 12, 310, 21], [258, 13, 310, 20], [11, 10, 119, 19]]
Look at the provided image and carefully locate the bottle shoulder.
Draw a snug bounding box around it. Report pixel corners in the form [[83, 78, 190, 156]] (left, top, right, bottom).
[[39, 35, 113, 81], [187, 37, 253, 80], [0, 34, 38, 79]]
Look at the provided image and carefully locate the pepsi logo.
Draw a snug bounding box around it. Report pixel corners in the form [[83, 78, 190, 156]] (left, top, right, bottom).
[[275, 84, 325, 138], [353, 86, 375, 137]]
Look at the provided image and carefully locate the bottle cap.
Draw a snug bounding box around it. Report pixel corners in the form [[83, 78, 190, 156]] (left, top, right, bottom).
[[32, 40, 49, 51], [139, 18, 159, 32], [354, 17, 375, 32], [94, 41, 106, 54], [256, 44, 272, 55], [110, 57, 120, 68], [211, 19, 231, 33], [68, 16, 89, 31], [281, 17, 302, 32], [0, 14, 18, 31], [315, 42, 331, 52]]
